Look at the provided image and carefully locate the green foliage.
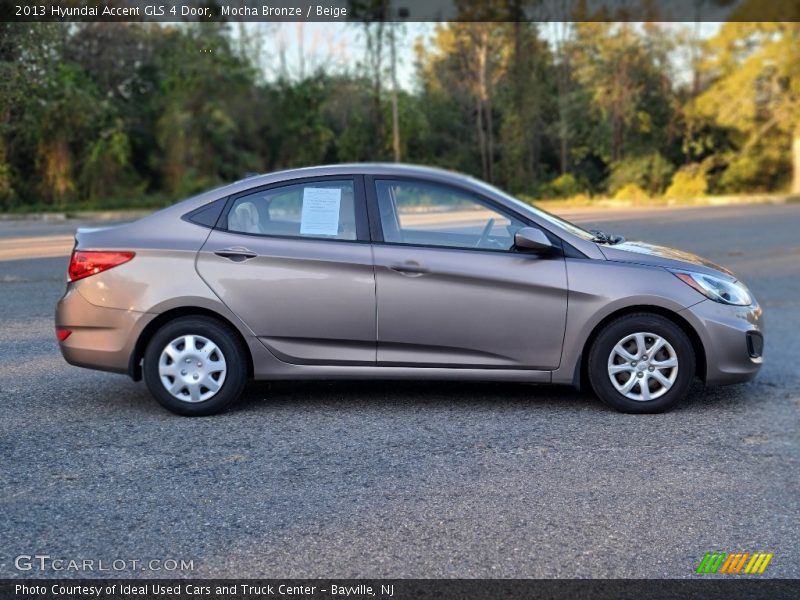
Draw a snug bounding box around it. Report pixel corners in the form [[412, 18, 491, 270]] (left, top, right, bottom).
[[152, 24, 262, 195], [613, 183, 650, 202], [538, 173, 584, 199], [608, 153, 674, 196], [665, 164, 709, 199], [718, 155, 761, 193], [0, 137, 15, 209], [690, 19, 800, 193], [0, 19, 796, 212], [718, 147, 788, 193], [0, 161, 15, 208], [81, 124, 139, 202]]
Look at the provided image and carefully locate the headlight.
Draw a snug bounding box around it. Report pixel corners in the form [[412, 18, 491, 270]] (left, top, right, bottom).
[[669, 269, 753, 306]]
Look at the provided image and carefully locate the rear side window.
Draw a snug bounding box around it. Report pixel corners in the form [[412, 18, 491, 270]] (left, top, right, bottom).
[[184, 198, 226, 228], [225, 180, 357, 241]]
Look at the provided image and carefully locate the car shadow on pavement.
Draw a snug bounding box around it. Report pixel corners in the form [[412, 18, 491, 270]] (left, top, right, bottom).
[[232, 379, 611, 414], [103, 375, 757, 416], [229, 378, 759, 416]]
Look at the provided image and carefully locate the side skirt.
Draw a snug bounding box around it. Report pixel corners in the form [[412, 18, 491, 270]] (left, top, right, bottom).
[[254, 364, 551, 383]]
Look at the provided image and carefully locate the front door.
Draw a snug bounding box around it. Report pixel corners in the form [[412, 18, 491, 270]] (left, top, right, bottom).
[[196, 177, 376, 365], [370, 178, 568, 369]]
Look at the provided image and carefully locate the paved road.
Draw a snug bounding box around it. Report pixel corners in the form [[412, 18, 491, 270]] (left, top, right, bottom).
[[0, 204, 798, 578]]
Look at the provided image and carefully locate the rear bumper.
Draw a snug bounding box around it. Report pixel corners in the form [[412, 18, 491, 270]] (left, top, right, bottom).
[[55, 286, 155, 375], [681, 299, 764, 385]]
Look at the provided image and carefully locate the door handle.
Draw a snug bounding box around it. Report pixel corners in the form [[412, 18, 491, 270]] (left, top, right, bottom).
[[214, 247, 257, 262], [387, 261, 429, 276]]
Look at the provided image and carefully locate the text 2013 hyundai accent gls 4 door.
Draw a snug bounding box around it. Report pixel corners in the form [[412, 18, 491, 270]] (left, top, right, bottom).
[[55, 164, 763, 416]]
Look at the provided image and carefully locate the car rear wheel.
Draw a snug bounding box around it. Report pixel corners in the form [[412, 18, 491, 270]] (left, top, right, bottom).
[[588, 313, 695, 413], [143, 316, 248, 416]]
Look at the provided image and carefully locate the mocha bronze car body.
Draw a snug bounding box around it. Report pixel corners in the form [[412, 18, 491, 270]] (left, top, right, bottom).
[[56, 164, 763, 415]]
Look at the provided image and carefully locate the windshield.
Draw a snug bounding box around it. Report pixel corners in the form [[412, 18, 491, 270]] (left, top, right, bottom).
[[470, 178, 597, 241], [522, 202, 598, 241]]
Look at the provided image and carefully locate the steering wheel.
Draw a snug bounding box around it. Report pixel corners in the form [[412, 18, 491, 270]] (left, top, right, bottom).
[[474, 218, 496, 248]]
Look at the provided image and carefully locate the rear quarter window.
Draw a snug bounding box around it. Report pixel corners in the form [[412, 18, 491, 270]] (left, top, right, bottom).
[[183, 198, 226, 228]]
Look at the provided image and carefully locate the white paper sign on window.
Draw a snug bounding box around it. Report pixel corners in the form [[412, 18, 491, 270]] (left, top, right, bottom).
[[300, 187, 341, 236]]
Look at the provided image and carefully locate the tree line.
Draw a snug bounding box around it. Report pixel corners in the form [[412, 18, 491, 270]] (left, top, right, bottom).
[[0, 19, 798, 211]]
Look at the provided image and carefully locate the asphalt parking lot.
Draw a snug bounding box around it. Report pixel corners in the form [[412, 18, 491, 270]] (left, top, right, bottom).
[[1, 203, 798, 578]]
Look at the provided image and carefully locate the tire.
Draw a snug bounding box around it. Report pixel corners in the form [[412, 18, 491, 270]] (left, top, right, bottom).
[[587, 313, 695, 414], [143, 316, 248, 416]]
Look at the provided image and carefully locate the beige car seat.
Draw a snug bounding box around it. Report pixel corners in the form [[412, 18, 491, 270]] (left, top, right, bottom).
[[228, 201, 262, 234]]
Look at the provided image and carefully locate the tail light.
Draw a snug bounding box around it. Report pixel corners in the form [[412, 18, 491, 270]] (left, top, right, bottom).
[[68, 250, 135, 282], [56, 328, 72, 341]]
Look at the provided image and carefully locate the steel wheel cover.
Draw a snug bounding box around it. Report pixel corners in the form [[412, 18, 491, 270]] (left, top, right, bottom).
[[158, 334, 227, 403]]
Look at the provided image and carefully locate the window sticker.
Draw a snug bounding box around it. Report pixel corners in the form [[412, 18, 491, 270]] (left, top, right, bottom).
[[300, 187, 342, 236]]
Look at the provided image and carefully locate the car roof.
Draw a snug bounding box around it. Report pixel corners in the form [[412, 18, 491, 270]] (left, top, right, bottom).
[[229, 163, 476, 189]]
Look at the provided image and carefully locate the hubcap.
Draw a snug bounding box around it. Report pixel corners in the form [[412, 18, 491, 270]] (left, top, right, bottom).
[[607, 332, 678, 401], [158, 335, 226, 403]]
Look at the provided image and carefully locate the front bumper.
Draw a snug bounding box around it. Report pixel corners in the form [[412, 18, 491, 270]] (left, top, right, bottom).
[[681, 299, 764, 385], [55, 285, 155, 375]]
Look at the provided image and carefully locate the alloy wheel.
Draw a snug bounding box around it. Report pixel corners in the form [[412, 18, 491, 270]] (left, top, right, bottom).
[[607, 332, 679, 401]]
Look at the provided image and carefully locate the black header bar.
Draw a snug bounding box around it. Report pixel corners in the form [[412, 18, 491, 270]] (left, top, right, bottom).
[[3, 0, 800, 23]]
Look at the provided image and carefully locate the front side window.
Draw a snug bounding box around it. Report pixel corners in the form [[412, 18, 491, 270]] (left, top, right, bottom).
[[226, 180, 357, 241], [375, 180, 525, 251]]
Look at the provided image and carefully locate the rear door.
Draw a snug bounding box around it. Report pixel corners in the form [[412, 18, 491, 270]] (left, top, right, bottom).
[[196, 176, 376, 365], [368, 177, 568, 369]]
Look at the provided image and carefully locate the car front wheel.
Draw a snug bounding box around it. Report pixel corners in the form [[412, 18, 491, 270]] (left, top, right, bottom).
[[143, 316, 248, 416], [587, 313, 695, 413]]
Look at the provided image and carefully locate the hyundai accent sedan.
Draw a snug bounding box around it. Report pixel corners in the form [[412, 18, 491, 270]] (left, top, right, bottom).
[[55, 164, 763, 415]]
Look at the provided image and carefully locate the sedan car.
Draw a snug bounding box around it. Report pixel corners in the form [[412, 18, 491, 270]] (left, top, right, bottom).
[[55, 164, 763, 415]]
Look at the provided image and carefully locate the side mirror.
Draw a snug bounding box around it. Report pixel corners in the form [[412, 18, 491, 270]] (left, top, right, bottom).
[[514, 227, 553, 252]]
